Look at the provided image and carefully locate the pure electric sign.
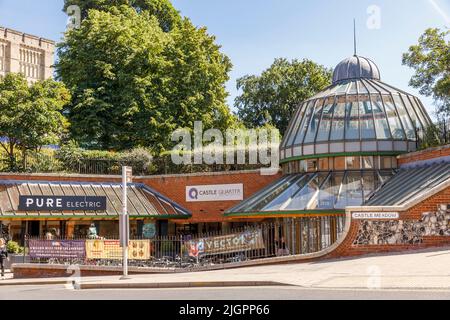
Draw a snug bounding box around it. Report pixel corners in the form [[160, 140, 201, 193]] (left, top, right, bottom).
[[18, 196, 107, 211]]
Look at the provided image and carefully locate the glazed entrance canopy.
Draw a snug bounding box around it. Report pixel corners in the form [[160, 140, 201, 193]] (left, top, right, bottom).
[[225, 170, 395, 217], [280, 55, 432, 161]]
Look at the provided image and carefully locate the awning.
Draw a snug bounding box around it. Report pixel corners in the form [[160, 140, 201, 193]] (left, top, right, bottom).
[[0, 180, 191, 219], [225, 170, 395, 217], [366, 163, 450, 206]]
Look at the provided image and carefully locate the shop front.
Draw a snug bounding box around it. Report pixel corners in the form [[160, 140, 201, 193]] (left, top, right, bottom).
[[0, 180, 191, 243]]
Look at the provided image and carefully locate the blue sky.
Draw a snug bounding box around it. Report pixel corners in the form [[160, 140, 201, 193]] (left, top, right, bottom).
[[0, 0, 448, 119]]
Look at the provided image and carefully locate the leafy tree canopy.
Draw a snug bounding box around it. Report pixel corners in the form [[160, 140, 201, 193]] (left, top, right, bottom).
[[235, 58, 332, 135], [63, 0, 181, 31], [0, 73, 70, 170], [403, 28, 450, 117], [57, 6, 235, 152]]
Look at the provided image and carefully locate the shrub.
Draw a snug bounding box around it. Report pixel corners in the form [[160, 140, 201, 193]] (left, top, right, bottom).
[[119, 148, 155, 175], [6, 241, 24, 254]]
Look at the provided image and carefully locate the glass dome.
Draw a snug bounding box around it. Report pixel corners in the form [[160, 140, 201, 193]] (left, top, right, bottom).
[[226, 55, 433, 217], [280, 77, 432, 161]]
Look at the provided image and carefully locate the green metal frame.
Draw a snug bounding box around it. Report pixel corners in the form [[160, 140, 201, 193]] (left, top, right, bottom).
[[1, 214, 191, 220], [225, 209, 345, 218], [280, 151, 405, 164]]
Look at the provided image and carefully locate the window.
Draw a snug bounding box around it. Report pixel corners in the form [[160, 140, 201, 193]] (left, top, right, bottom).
[[307, 159, 318, 172], [285, 103, 307, 147], [401, 94, 422, 134], [318, 158, 330, 171], [318, 173, 343, 209], [304, 101, 324, 143], [336, 172, 363, 208], [346, 156, 361, 170], [371, 95, 391, 139], [345, 99, 360, 140], [294, 101, 315, 145], [383, 95, 405, 139], [262, 175, 310, 211], [359, 97, 376, 139], [334, 157, 346, 170], [316, 98, 335, 142], [362, 156, 374, 169], [393, 95, 415, 139], [330, 99, 346, 140], [299, 160, 308, 173], [380, 156, 392, 169]]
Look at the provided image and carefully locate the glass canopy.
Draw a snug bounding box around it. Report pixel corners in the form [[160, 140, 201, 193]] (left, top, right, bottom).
[[225, 170, 395, 215], [281, 78, 432, 160]]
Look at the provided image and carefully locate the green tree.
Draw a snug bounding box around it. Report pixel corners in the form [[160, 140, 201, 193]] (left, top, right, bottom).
[[57, 6, 235, 152], [63, 0, 181, 32], [0, 73, 70, 170], [402, 28, 450, 117], [235, 58, 332, 135]]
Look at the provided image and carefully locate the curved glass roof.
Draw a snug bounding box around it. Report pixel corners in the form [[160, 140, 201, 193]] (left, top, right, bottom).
[[281, 78, 432, 160], [225, 170, 395, 216]]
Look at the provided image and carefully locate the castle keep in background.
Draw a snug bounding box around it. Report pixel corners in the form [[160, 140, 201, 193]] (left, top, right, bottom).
[[0, 26, 54, 82]]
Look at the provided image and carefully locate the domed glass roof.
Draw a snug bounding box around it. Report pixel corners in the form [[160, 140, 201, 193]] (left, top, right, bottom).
[[280, 57, 432, 161]]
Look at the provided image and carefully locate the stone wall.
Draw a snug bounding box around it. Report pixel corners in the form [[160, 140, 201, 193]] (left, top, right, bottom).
[[0, 26, 54, 81], [329, 187, 450, 258]]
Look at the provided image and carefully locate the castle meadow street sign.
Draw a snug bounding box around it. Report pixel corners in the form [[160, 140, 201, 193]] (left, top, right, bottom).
[[351, 212, 400, 220], [18, 196, 107, 211]]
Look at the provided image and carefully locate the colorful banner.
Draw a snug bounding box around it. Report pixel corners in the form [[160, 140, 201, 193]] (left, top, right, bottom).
[[188, 230, 265, 255], [85, 240, 151, 260], [29, 240, 86, 259]]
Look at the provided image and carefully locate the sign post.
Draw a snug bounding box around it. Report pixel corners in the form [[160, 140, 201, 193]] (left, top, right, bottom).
[[120, 166, 132, 280]]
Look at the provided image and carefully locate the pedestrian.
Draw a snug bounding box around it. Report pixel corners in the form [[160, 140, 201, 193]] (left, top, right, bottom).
[[276, 237, 290, 256], [0, 238, 8, 280]]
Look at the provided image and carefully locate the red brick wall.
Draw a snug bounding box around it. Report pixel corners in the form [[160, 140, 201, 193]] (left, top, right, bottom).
[[398, 144, 450, 166], [0, 171, 281, 224], [328, 187, 450, 258], [138, 171, 281, 223], [12, 265, 158, 279]]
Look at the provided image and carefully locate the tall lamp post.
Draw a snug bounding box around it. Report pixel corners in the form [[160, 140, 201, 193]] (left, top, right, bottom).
[[120, 166, 132, 280]]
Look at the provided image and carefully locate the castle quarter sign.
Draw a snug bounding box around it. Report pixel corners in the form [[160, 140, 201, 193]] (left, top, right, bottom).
[[19, 196, 107, 211]]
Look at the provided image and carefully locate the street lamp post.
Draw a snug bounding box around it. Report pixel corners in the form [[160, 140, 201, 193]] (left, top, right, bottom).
[[120, 166, 132, 280]]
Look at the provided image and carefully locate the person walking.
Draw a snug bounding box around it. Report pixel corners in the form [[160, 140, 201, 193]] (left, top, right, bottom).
[[0, 238, 8, 280]]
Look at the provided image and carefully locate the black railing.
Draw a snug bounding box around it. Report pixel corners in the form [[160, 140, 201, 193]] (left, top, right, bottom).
[[0, 152, 270, 176], [23, 217, 345, 270]]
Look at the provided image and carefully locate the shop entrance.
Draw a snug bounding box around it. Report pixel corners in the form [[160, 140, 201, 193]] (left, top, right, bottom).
[[28, 221, 40, 237]]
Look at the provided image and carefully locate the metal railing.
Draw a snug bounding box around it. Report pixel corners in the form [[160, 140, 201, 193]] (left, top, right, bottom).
[[23, 217, 345, 270], [0, 153, 268, 176]]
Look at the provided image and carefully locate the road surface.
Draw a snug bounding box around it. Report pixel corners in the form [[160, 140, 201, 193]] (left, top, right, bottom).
[[0, 285, 449, 300]]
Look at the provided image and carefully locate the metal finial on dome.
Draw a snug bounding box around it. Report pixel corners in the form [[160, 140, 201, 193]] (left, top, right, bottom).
[[353, 19, 357, 56]]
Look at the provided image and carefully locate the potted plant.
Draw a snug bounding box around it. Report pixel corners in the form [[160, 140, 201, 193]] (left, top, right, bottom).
[[5, 241, 27, 269]]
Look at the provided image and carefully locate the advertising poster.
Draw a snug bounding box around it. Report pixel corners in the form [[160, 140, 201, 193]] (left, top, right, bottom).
[[29, 240, 86, 259], [85, 240, 151, 260], [187, 230, 265, 255], [142, 223, 157, 239]]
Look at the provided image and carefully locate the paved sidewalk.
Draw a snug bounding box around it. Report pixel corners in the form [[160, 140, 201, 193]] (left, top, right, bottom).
[[2, 248, 450, 290]]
